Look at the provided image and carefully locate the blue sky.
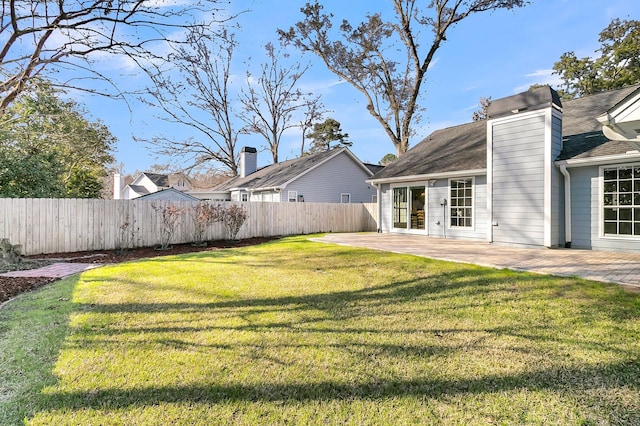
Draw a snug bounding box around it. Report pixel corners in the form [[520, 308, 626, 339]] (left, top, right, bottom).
[[77, 0, 639, 174]]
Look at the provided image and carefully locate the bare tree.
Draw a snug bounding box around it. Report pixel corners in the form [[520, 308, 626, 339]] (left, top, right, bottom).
[[279, 0, 527, 156], [0, 0, 231, 116], [140, 29, 242, 175], [240, 42, 320, 163], [299, 99, 326, 157], [472, 96, 492, 121]]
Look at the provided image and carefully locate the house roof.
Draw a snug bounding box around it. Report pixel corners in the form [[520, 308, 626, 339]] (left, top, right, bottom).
[[216, 148, 372, 191], [372, 84, 640, 181], [142, 172, 170, 187], [371, 120, 487, 180], [135, 187, 199, 201], [558, 84, 640, 160], [128, 185, 150, 195]]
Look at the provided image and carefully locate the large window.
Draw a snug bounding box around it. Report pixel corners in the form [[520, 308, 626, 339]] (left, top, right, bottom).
[[393, 187, 408, 228], [603, 165, 640, 236], [450, 178, 473, 228], [392, 186, 425, 230]]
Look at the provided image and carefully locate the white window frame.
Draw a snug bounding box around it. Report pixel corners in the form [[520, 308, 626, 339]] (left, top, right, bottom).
[[288, 190, 298, 202], [390, 183, 428, 232], [448, 177, 475, 229], [341, 193, 351, 203], [241, 193, 249, 202], [599, 163, 640, 239]]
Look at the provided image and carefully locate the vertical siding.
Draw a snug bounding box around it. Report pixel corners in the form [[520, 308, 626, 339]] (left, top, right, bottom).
[[288, 151, 376, 203], [491, 114, 546, 246], [550, 114, 565, 247]]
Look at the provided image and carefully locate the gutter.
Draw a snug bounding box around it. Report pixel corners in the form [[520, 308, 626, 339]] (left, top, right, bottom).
[[558, 162, 572, 248], [367, 169, 487, 185]]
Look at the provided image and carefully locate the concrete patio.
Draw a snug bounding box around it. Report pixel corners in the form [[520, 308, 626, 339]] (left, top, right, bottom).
[[313, 233, 640, 290]]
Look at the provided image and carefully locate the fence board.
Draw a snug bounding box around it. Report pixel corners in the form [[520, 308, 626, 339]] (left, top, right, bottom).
[[0, 199, 378, 255]]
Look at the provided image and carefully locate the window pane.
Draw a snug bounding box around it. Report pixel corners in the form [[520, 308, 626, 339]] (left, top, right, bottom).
[[635, 180, 640, 192], [635, 167, 640, 178], [635, 222, 640, 236], [465, 218, 472, 227], [620, 222, 632, 235], [620, 208, 633, 221], [604, 208, 617, 220], [604, 194, 615, 206], [620, 168, 632, 179], [604, 169, 617, 180], [604, 222, 617, 234], [620, 180, 632, 192], [620, 194, 632, 205], [604, 182, 617, 193]]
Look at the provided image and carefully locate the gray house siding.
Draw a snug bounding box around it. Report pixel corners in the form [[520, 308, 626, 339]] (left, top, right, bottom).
[[284, 151, 376, 203], [379, 176, 486, 240], [569, 165, 640, 253], [491, 114, 546, 246], [551, 114, 565, 247]]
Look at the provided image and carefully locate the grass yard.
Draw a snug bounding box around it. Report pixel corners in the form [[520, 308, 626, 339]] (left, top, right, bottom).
[[1, 235, 639, 425]]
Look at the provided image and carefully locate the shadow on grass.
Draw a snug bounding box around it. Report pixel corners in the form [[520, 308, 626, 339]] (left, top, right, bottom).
[[0, 276, 79, 425], [40, 358, 640, 414]]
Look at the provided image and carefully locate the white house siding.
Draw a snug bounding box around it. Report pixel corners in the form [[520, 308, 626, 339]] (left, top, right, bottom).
[[286, 151, 376, 203], [491, 113, 547, 247], [569, 165, 640, 253], [380, 184, 392, 232]]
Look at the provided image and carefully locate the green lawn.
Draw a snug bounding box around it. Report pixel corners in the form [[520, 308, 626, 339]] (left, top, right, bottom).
[[1, 236, 639, 425]]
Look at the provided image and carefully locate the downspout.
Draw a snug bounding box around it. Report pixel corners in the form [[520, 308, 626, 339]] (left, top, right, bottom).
[[559, 162, 572, 248]]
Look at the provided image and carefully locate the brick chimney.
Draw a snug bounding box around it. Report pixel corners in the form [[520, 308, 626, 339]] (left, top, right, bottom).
[[240, 147, 257, 178], [113, 173, 123, 199]]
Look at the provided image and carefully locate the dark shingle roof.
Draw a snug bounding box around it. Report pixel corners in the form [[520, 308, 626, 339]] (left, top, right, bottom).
[[143, 172, 169, 187], [487, 85, 562, 119], [128, 185, 150, 195], [216, 148, 368, 191], [372, 85, 640, 181], [371, 120, 487, 180], [558, 84, 640, 160]]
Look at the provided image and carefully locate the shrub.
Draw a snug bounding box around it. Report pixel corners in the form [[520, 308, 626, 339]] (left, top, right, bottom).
[[189, 202, 224, 246], [152, 203, 186, 249], [222, 204, 248, 241]]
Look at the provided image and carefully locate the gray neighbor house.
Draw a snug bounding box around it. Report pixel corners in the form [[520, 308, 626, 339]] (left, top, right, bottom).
[[369, 84, 640, 253], [216, 147, 382, 203]]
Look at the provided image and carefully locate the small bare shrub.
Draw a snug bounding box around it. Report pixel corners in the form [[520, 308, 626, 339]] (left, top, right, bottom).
[[222, 204, 249, 241], [152, 203, 186, 250], [0, 238, 22, 265], [190, 202, 224, 246]]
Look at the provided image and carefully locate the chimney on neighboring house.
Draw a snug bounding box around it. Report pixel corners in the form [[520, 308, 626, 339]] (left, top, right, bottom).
[[113, 173, 123, 199], [240, 146, 257, 178]]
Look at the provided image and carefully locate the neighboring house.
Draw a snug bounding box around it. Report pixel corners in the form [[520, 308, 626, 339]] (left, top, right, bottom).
[[114, 172, 171, 200], [134, 187, 200, 202], [369, 84, 640, 253], [215, 146, 379, 203]]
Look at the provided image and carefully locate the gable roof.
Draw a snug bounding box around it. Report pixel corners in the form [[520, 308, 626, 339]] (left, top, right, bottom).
[[127, 184, 150, 195], [372, 85, 640, 182], [135, 187, 199, 201], [216, 148, 373, 191], [141, 172, 169, 187]]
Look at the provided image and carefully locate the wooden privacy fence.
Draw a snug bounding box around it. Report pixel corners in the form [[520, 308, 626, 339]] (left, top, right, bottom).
[[0, 199, 378, 255]]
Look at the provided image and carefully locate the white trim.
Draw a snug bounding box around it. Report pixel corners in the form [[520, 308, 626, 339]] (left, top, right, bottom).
[[340, 193, 351, 203], [598, 163, 640, 240], [287, 190, 298, 202], [448, 177, 475, 231], [389, 183, 428, 234], [486, 120, 494, 242], [556, 153, 640, 168], [368, 169, 486, 185]]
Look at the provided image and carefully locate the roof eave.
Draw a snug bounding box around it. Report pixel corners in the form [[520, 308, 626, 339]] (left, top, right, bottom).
[[368, 168, 487, 184]]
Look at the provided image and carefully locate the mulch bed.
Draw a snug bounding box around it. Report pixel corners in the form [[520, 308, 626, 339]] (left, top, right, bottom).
[[0, 237, 277, 305]]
